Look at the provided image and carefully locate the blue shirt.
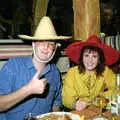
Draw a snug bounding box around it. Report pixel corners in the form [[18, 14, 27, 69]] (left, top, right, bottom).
[[0, 56, 62, 120]]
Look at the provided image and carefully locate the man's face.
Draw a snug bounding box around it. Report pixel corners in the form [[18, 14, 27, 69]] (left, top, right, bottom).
[[34, 41, 56, 61]]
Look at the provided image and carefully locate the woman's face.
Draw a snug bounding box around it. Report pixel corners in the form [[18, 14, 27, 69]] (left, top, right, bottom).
[[83, 49, 99, 72], [34, 41, 56, 61]]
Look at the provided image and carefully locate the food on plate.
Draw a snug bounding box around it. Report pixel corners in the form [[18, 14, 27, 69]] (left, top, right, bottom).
[[34, 112, 83, 120], [35, 114, 72, 120]]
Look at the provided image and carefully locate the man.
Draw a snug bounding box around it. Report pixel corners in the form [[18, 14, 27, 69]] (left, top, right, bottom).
[[0, 16, 71, 120]]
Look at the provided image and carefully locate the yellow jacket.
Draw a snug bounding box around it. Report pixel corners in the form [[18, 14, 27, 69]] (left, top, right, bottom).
[[62, 66, 116, 109]]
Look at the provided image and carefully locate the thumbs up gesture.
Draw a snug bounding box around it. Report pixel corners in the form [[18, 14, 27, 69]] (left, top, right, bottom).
[[26, 71, 47, 95]]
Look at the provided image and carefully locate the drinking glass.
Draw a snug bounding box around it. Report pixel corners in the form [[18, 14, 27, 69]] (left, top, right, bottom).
[[92, 94, 109, 120], [24, 113, 35, 120]]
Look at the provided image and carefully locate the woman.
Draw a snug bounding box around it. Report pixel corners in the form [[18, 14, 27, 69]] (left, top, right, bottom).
[[62, 35, 119, 111]]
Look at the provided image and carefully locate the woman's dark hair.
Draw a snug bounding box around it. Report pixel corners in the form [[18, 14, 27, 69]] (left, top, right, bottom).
[[78, 45, 105, 77]]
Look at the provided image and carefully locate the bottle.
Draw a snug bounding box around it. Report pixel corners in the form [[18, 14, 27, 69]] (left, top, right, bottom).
[[110, 74, 120, 116]]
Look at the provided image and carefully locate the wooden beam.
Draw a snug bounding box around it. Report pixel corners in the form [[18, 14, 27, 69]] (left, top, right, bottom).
[[32, 0, 49, 33], [73, 0, 100, 41]]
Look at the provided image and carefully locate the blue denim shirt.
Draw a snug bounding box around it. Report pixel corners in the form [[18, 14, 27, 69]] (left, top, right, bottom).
[[0, 56, 62, 120]]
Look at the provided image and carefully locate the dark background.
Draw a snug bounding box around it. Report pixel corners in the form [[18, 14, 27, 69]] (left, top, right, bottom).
[[0, 0, 120, 38]]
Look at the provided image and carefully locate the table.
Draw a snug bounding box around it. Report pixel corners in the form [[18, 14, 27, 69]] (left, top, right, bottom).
[[71, 105, 120, 120]]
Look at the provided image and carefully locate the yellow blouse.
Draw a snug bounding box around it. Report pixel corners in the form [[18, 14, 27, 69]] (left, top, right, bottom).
[[62, 66, 116, 109]]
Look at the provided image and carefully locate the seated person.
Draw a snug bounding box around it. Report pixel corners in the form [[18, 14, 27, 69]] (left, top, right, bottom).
[[0, 16, 71, 120], [62, 35, 119, 111]]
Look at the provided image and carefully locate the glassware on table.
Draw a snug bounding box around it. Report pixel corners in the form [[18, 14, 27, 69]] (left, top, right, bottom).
[[111, 73, 120, 116], [24, 113, 35, 120], [92, 94, 109, 120]]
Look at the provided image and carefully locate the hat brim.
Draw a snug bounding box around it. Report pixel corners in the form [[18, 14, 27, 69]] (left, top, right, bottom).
[[18, 35, 72, 41], [65, 42, 119, 65]]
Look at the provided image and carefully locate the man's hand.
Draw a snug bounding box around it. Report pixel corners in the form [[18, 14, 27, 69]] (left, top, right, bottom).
[[27, 71, 47, 94]]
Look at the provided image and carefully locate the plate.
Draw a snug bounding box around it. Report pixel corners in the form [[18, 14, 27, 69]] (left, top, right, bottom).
[[35, 112, 81, 120], [92, 118, 108, 120], [92, 117, 108, 120]]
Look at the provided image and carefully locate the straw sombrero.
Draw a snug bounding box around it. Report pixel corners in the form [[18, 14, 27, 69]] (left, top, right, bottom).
[[18, 16, 72, 41], [65, 35, 119, 65]]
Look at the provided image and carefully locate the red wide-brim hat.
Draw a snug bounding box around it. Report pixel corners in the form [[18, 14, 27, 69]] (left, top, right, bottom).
[[65, 35, 119, 65]]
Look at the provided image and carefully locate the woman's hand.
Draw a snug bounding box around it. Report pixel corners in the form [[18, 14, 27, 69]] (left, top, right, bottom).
[[75, 100, 88, 111]]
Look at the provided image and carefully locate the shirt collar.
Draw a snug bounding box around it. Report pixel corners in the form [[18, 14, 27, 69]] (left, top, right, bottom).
[[25, 55, 51, 75]]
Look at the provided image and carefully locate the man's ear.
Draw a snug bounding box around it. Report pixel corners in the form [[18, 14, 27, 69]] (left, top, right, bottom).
[[32, 42, 35, 47]]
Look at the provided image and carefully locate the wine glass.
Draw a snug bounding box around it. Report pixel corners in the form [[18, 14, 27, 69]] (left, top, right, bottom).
[[24, 113, 35, 120], [92, 94, 109, 120]]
